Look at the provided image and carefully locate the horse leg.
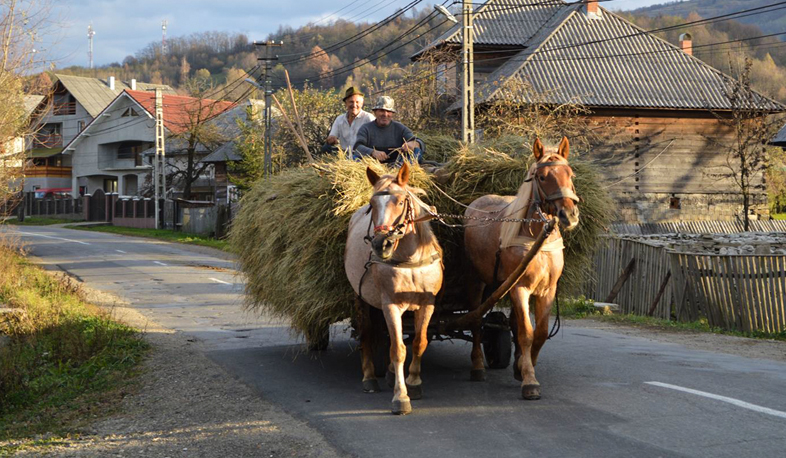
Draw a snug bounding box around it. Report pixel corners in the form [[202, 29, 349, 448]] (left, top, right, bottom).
[[466, 275, 486, 381], [531, 293, 555, 368], [406, 303, 434, 400], [510, 287, 540, 400], [382, 303, 411, 415], [357, 297, 380, 393]]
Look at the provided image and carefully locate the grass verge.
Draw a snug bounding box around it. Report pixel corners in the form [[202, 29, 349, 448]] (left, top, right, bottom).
[[773, 213, 786, 220], [65, 225, 229, 251], [0, 241, 148, 455], [4, 217, 84, 226]]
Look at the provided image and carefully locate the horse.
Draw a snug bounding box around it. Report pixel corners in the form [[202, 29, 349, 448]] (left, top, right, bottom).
[[463, 137, 580, 400], [344, 162, 444, 415]]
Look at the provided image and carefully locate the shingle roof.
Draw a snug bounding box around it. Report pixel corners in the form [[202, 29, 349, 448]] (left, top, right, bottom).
[[125, 90, 236, 135], [54, 74, 175, 118], [421, 1, 785, 112]]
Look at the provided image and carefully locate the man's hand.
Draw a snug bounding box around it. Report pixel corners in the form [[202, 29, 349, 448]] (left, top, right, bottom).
[[402, 140, 419, 152], [327, 135, 339, 145], [371, 149, 388, 161]]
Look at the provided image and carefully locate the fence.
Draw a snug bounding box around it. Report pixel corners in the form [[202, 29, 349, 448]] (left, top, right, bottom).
[[587, 234, 786, 333], [113, 198, 156, 229], [20, 192, 83, 219], [611, 220, 786, 235]]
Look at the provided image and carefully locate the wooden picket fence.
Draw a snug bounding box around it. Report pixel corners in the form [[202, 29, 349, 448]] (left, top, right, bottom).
[[670, 253, 786, 333], [611, 220, 786, 235], [587, 235, 786, 333]]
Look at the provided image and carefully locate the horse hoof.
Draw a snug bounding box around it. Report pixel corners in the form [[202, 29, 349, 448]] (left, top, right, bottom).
[[406, 383, 422, 400], [386, 370, 395, 388], [392, 400, 412, 415], [521, 384, 541, 400], [470, 369, 486, 382], [363, 379, 381, 393]]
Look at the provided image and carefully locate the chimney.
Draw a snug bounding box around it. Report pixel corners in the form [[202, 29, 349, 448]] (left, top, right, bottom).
[[108, 76, 115, 90], [130, 78, 137, 90], [585, 0, 599, 15], [679, 33, 693, 56]]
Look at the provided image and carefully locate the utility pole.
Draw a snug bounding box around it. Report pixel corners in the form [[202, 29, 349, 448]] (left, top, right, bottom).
[[254, 40, 282, 177], [161, 20, 168, 55], [87, 24, 95, 70], [154, 88, 166, 229], [461, 0, 475, 144]]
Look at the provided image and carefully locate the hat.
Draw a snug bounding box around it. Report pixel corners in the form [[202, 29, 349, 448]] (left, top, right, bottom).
[[372, 96, 396, 113], [343, 87, 364, 101]]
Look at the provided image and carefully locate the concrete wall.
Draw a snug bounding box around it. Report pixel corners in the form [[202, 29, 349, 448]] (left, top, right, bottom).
[[613, 192, 769, 224], [36, 101, 92, 148]]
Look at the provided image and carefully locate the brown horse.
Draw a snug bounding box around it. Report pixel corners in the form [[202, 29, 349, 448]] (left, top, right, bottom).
[[463, 137, 580, 400], [344, 162, 443, 415]]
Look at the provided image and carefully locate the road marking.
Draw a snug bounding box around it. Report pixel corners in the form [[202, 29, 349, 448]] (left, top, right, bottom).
[[20, 232, 90, 245], [116, 250, 127, 254], [153, 261, 167, 266], [209, 277, 232, 285], [645, 381, 786, 420]]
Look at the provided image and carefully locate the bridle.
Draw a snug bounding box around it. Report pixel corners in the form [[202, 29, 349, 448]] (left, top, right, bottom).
[[364, 187, 436, 246], [526, 158, 580, 217]]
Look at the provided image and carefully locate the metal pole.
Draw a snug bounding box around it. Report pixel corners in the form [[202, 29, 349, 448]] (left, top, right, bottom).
[[254, 41, 282, 178], [461, 0, 475, 144]]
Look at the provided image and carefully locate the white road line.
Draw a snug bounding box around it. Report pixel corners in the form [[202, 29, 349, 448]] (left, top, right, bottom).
[[645, 381, 786, 420], [153, 261, 167, 266], [116, 250, 127, 254], [20, 232, 90, 245], [209, 277, 232, 285]]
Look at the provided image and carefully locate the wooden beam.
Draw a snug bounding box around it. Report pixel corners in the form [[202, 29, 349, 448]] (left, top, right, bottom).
[[605, 257, 636, 304], [648, 270, 671, 317]]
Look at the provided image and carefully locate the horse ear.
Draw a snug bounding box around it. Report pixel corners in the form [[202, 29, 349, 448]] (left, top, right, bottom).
[[558, 136, 570, 159], [396, 162, 410, 187], [366, 167, 380, 186], [533, 138, 544, 160]]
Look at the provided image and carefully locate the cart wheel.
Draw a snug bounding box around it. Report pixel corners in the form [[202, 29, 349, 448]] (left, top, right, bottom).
[[306, 324, 330, 352], [483, 311, 512, 369]]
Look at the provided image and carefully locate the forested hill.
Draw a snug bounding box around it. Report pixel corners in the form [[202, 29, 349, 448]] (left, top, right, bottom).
[[633, 0, 786, 34], [53, 8, 449, 94]]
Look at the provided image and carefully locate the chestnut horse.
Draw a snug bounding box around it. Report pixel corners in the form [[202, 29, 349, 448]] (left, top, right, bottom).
[[463, 137, 580, 400], [344, 162, 443, 415]]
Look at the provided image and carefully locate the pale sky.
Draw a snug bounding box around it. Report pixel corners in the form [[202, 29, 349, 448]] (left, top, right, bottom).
[[42, 0, 670, 69]]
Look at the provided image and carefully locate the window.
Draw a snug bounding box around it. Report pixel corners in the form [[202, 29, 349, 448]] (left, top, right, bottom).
[[103, 178, 117, 193], [670, 196, 681, 210], [121, 107, 139, 117]]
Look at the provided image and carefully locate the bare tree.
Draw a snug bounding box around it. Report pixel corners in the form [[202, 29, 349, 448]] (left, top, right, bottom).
[[714, 57, 784, 230]]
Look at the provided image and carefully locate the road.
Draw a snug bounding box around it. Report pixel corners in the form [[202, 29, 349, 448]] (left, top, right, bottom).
[[7, 225, 786, 458]]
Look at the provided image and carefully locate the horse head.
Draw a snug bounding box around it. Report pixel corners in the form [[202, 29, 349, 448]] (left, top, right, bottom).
[[365, 162, 415, 259], [532, 137, 580, 231]]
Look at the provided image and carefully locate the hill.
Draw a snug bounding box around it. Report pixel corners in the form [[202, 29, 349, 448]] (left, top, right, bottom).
[[633, 0, 786, 35]]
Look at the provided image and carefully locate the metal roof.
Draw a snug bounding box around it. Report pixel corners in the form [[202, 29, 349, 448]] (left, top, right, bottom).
[[771, 123, 786, 145], [201, 141, 241, 163], [414, 0, 564, 58], [431, 1, 784, 112], [54, 74, 175, 118]]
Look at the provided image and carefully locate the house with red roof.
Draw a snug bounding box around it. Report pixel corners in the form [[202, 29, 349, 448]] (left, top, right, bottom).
[[63, 90, 235, 198]]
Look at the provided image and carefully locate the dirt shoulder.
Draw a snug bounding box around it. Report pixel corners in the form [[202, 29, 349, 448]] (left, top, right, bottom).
[[15, 300, 346, 458], [567, 317, 786, 363]]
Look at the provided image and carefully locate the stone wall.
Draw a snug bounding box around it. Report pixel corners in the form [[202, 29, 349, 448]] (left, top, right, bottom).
[[612, 192, 769, 223]]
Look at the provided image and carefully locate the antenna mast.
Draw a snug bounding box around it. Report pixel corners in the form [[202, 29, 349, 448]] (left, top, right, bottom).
[[161, 20, 168, 55], [87, 24, 95, 69]]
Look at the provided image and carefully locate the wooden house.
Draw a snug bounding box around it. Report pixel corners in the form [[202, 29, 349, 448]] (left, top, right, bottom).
[[414, 0, 785, 223]]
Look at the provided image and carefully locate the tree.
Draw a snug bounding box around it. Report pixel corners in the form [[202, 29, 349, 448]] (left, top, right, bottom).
[[714, 57, 785, 230], [1, 0, 51, 220]]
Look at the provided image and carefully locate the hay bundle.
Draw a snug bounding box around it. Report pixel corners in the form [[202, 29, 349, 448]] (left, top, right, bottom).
[[230, 144, 613, 340]]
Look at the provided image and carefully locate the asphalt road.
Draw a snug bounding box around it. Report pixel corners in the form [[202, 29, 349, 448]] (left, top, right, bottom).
[[7, 225, 786, 458]]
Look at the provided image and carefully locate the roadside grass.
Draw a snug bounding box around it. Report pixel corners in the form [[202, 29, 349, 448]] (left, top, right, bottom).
[[772, 213, 786, 220], [0, 240, 148, 455], [560, 296, 786, 341], [65, 224, 229, 251], [4, 217, 84, 226]]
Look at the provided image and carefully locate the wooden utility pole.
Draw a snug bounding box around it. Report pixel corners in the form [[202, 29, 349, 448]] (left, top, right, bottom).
[[154, 88, 166, 229], [461, 0, 475, 144], [254, 41, 283, 177]]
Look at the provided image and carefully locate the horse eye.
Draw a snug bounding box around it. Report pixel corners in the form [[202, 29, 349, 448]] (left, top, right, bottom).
[[539, 175, 546, 181]]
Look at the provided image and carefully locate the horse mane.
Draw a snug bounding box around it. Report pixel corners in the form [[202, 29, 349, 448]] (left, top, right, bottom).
[[499, 151, 563, 248], [373, 175, 443, 256]]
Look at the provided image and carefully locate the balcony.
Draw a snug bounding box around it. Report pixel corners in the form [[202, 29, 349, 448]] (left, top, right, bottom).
[[32, 134, 63, 149], [26, 165, 72, 178], [53, 102, 77, 116]]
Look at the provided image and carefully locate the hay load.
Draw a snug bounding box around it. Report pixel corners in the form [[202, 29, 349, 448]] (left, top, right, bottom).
[[230, 142, 613, 340]]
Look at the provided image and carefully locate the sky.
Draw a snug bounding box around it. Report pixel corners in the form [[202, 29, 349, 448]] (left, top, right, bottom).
[[41, 0, 671, 69]]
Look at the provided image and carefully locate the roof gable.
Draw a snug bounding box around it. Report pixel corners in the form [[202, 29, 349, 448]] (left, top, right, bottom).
[[54, 74, 175, 118], [125, 90, 236, 136]]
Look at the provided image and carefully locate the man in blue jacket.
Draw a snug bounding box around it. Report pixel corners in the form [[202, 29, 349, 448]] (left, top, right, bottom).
[[353, 96, 424, 165]]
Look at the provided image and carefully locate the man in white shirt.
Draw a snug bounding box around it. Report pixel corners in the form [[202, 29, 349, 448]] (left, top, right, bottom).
[[323, 87, 375, 157]]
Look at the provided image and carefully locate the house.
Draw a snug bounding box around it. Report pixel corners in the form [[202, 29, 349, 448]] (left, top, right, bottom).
[[63, 90, 235, 198], [25, 74, 174, 195], [414, 0, 785, 223]]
